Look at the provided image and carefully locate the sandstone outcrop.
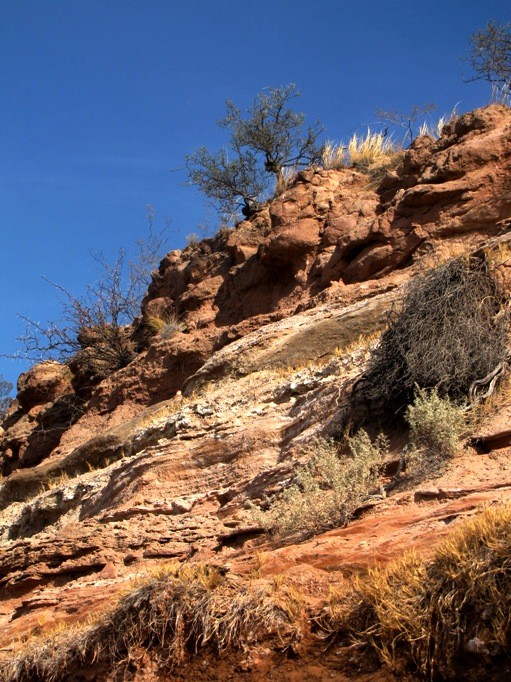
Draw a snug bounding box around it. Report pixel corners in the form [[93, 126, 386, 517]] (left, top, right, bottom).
[[1, 105, 511, 680]]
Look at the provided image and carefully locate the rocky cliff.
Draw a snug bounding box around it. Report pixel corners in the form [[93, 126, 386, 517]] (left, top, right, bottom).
[[1, 105, 511, 681]]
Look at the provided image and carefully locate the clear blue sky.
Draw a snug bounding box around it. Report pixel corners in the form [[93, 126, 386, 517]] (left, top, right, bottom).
[[1, 0, 508, 391]]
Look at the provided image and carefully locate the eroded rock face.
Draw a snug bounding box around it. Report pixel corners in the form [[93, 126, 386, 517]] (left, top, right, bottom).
[[378, 105, 511, 241], [144, 105, 511, 332], [16, 361, 72, 412], [1, 362, 82, 476], [1, 105, 511, 677]]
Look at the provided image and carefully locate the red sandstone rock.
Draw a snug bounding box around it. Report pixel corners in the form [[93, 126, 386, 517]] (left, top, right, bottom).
[[16, 361, 72, 411], [1, 105, 511, 679]]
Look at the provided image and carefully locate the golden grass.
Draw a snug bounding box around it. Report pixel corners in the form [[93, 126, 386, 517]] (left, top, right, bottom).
[[266, 360, 322, 381], [322, 503, 511, 679], [1, 563, 305, 681], [38, 471, 70, 494], [262, 330, 382, 382], [418, 242, 474, 271], [145, 310, 182, 339], [320, 130, 401, 177], [275, 166, 299, 195], [333, 330, 382, 358], [467, 368, 511, 434], [417, 104, 459, 140], [488, 238, 511, 268], [347, 129, 400, 173], [321, 141, 346, 170]]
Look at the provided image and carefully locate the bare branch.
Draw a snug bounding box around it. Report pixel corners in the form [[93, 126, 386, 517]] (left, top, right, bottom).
[[17, 229, 167, 385], [375, 103, 438, 145], [466, 21, 511, 97]]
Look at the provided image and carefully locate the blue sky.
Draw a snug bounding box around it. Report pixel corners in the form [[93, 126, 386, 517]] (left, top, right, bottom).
[[1, 0, 509, 391]]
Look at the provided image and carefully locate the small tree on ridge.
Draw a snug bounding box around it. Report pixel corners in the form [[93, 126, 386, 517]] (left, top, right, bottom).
[[186, 84, 323, 219], [467, 20, 511, 98]]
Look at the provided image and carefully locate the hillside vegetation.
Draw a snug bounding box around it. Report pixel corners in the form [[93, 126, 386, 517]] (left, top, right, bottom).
[[1, 104, 511, 681]]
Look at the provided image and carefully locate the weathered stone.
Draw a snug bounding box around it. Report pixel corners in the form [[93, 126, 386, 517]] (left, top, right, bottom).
[[17, 361, 72, 411], [2, 105, 511, 679]]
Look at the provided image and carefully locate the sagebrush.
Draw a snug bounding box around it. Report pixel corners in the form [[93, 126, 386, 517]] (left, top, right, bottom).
[[405, 387, 466, 475], [252, 434, 385, 540]]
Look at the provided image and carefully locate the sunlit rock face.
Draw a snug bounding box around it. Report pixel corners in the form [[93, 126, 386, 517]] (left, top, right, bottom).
[[1, 104, 511, 680]]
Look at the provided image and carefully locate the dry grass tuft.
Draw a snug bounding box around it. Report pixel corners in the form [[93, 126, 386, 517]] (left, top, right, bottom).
[[1, 563, 305, 681], [418, 104, 459, 140], [321, 141, 346, 170], [320, 131, 400, 176], [145, 310, 182, 339], [322, 503, 511, 679], [275, 166, 299, 195], [347, 129, 400, 174], [333, 330, 382, 358]]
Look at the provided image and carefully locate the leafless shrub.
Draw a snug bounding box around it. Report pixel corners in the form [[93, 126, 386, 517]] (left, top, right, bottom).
[[352, 255, 509, 420], [376, 103, 438, 145], [18, 230, 167, 385], [466, 20, 511, 101]]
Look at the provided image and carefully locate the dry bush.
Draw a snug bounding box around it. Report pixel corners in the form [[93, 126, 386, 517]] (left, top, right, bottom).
[[19, 230, 167, 386], [322, 503, 511, 679], [405, 388, 466, 476], [467, 21, 511, 100], [252, 434, 385, 540], [353, 255, 509, 420], [1, 563, 305, 682], [375, 103, 438, 145]]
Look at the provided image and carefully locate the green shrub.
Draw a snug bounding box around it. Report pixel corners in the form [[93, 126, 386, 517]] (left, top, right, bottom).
[[253, 434, 385, 540], [405, 388, 466, 475], [186, 84, 323, 219]]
